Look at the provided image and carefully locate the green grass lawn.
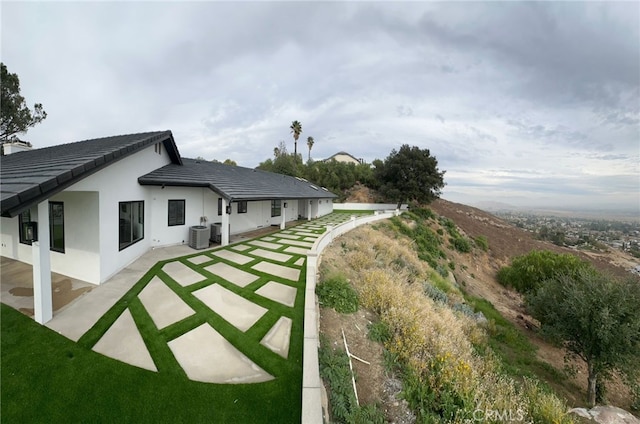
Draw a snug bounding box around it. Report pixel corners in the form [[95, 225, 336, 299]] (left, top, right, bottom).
[[1, 303, 301, 423], [1, 213, 366, 423]]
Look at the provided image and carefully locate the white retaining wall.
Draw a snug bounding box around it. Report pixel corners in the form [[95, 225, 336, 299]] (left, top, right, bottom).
[[302, 210, 398, 424], [333, 202, 408, 211]]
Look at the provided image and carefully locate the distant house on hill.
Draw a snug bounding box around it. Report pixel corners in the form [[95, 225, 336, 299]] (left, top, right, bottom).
[[324, 151, 363, 165]]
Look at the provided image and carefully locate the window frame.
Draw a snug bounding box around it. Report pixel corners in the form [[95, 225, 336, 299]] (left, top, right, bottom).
[[167, 199, 185, 227], [18, 209, 32, 245], [49, 202, 65, 253], [271, 199, 281, 217], [119, 200, 144, 251], [237, 200, 248, 214]]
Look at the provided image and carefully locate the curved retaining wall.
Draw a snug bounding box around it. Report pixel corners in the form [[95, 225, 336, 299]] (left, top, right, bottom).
[[301, 211, 397, 423]]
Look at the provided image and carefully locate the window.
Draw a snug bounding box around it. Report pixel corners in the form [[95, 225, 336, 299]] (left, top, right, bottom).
[[218, 198, 222, 216], [237, 200, 247, 214], [18, 209, 32, 245], [271, 200, 281, 217], [49, 202, 65, 253], [168, 200, 185, 226], [119, 201, 144, 250]]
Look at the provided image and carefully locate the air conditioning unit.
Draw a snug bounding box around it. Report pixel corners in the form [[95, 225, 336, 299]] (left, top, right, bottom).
[[210, 223, 222, 243], [189, 225, 210, 249]]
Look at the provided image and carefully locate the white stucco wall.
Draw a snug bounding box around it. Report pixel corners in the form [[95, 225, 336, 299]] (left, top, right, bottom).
[[229, 199, 300, 234], [1, 193, 100, 283], [147, 186, 218, 247], [317, 198, 334, 216], [0, 215, 33, 262], [68, 142, 172, 283]]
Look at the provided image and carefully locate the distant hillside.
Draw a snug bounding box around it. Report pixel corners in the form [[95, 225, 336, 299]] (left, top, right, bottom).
[[430, 199, 630, 278]]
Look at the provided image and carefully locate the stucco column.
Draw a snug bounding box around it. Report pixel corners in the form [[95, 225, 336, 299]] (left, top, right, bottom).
[[221, 198, 229, 246], [33, 200, 53, 324], [280, 202, 286, 230]]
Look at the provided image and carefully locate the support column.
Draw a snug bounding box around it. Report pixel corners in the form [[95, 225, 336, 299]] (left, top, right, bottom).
[[280, 201, 286, 230], [221, 198, 230, 246], [307, 200, 312, 221], [33, 201, 53, 324]]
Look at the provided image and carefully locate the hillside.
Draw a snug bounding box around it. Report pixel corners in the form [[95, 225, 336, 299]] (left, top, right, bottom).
[[317, 200, 637, 423]]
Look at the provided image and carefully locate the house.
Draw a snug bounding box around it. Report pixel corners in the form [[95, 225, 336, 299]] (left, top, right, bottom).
[[324, 151, 363, 165], [0, 130, 336, 323]]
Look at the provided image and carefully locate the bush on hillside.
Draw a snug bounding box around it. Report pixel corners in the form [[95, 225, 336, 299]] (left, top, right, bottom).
[[316, 274, 359, 313], [497, 250, 593, 294]]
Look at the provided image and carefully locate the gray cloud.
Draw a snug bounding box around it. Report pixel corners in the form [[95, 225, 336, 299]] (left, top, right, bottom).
[[2, 1, 638, 213]]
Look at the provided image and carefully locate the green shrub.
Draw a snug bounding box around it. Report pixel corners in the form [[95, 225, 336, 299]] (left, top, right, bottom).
[[436, 264, 449, 278], [631, 381, 640, 411], [409, 206, 435, 220], [423, 283, 448, 304], [448, 261, 455, 271], [316, 274, 359, 313], [451, 236, 472, 253], [474, 235, 489, 252], [367, 320, 391, 343], [497, 250, 593, 294]]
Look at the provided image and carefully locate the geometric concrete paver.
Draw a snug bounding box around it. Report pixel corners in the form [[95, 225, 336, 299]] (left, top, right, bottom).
[[278, 239, 313, 248], [231, 244, 251, 252], [211, 249, 253, 265], [249, 240, 283, 250], [249, 248, 293, 263], [277, 234, 301, 240], [193, 284, 267, 332], [295, 258, 305, 266], [262, 236, 276, 241], [284, 246, 310, 255], [205, 262, 260, 288], [260, 316, 292, 359], [168, 323, 273, 383], [303, 237, 317, 242], [162, 261, 207, 287], [92, 309, 157, 372], [252, 262, 301, 282], [255, 281, 297, 307], [138, 276, 195, 330], [188, 255, 212, 265]]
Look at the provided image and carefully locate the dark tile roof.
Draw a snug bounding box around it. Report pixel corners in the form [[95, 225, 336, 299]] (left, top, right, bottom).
[[1, 131, 180, 217], [139, 158, 337, 201]]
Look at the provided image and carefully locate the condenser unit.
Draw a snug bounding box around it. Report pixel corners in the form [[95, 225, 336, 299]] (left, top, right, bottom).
[[189, 225, 210, 249]]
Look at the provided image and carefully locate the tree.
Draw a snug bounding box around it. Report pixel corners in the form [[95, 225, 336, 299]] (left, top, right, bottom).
[[374, 145, 445, 208], [290, 120, 302, 158], [306, 136, 314, 162], [526, 270, 640, 407], [1, 63, 47, 142], [497, 250, 591, 294], [223, 159, 237, 166]]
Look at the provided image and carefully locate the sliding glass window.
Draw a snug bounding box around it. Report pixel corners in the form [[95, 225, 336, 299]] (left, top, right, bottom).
[[119, 201, 144, 250]]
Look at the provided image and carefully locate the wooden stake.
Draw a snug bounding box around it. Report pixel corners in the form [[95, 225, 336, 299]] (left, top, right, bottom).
[[342, 328, 359, 406]]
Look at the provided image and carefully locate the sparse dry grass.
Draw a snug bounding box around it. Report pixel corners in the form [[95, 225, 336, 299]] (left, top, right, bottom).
[[320, 225, 574, 423]]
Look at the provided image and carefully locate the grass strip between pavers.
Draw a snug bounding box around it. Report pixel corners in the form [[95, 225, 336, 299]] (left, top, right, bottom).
[[2, 215, 374, 423]]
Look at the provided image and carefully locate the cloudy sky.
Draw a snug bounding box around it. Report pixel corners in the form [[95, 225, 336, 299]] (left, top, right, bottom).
[[2, 2, 639, 213]]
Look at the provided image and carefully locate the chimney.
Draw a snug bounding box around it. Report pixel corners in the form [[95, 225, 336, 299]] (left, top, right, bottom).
[[2, 140, 33, 155]]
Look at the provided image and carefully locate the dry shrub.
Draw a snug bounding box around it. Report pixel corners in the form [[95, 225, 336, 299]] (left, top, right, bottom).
[[319, 225, 573, 423]]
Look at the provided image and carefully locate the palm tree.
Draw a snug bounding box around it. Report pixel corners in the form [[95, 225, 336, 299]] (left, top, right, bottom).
[[306, 136, 314, 162], [290, 120, 302, 158]]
